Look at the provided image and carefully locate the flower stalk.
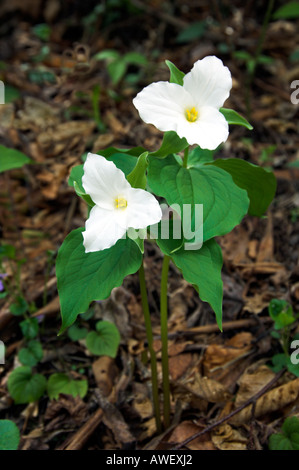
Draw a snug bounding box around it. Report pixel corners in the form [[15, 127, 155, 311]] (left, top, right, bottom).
[[138, 262, 162, 434], [160, 254, 171, 428]]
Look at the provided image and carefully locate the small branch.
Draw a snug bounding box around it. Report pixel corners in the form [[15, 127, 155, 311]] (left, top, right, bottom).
[[171, 368, 286, 450]]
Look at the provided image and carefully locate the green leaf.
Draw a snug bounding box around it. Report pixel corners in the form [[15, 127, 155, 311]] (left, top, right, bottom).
[[0, 145, 31, 173], [67, 324, 88, 341], [18, 340, 43, 367], [107, 59, 127, 85], [0, 420, 20, 450], [149, 131, 188, 159], [8, 366, 47, 404], [19, 318, 39, 340], [287, 159, 299, 168], [165, 60, 185, 86], [68, 165, 94, 207], [220, 108, 253, 130], [268, 299, 295, 330], [148, 155, 249, 243], [56, 228, 142, 332], [86, 320, 121, 357], [9, 296, 28, 316], [273, 2, 299, 19], [208, 158, 276, 217], [171, 239, 223, 329], [123, 52, 147, 65], [188, 147, 215, 165], [155, 217, 184, 256], [93, 49, 120, 61], [127, 151, 148, 189], [269, 417, 299, 450], [47, 373, 88, 400], [5, 85, 21, 103]]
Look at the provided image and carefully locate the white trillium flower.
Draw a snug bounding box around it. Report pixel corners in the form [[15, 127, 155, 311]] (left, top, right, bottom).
[[82, 153, 162, 253], [133, 56, 232, 150]]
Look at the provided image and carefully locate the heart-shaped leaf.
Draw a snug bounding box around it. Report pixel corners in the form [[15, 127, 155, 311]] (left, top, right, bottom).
[[8, 366, 47, 404], [0, 420, 20, 450], [86, 321, 120, 358], [171, 239, 223, 329], [209, 158, 276, 217], [148, 154, 249, 244], [56, 228, 142, 332]]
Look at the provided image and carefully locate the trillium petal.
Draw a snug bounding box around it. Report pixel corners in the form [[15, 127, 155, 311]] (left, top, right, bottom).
[[177, 106, 229, 150], [133, 82, 192, 133], [82, 153, 131, 209], [125, 188, 162, 229], [183, 56, 232, 109], [82, 205, 126, 253]]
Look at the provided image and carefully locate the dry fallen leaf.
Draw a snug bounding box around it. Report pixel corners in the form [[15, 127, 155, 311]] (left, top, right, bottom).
[[211, 423, 248, 450]]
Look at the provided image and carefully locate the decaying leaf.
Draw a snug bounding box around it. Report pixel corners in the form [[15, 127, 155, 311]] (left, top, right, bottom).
[[168, 420, 216, 450], [211, 423, 248, 450], [230, 378, 299, 424]]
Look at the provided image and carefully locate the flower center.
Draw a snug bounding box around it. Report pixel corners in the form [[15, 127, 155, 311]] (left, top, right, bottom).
[[185, 107, 198, 122], [114, 196, 128, 210]]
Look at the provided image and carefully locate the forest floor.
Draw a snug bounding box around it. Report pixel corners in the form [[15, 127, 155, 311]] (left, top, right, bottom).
[[0, 0, 299, 450]]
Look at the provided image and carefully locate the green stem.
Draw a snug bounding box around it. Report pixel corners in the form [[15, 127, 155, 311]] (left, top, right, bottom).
[[138, 262, 162, 434], [160, 254, 171, 428], [183, 146, 189, 168], [245, 0, 275, 118]]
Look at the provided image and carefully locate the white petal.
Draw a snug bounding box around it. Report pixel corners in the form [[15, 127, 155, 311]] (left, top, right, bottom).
[[133, 82, 193, 133], [82, 153, 130, 209], [124, 188, 162, 229], [183, 56, 232, 109], [82, 205, 126, 253], [177, 106, 229, 150]]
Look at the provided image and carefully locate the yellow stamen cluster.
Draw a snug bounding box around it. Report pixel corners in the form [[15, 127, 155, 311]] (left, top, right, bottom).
[[114, 196, 128, 210], [185, 107, 198, 122]]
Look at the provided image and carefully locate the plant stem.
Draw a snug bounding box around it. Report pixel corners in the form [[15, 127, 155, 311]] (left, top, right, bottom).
[[138, 262, 162, 434], [183, 146, 189, 168], [245, 0, 275, 118], [160, 254, 171, 428]]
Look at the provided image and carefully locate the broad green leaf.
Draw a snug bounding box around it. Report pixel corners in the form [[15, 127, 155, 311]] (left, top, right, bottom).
[[9, 296, 28, 316], [154, 217, 184, 256], [273, 2, 299, 19], [127, 151, 148, 189], [0, 420, 20, 450], [165, 60, 185, 86], [5, 85, 21, 103], [209, 158, 276, 217], [8, 366, 47, 404], [149, 131, 188, 158], [19, 317, 39, 340], [188, 147, 215, 165], [268, 299, 295, 330], [86, 320, 120, 357], [269, 417, 299, 450], [56, 228, 142, 332], [0, 145, 31, 173], [171, 239, 223, 329], [67, 324, 88, 341], [123, 52, 147, 65], [93, 49, 120, 61], [107, 59, 127, 85], [148, 155, 249, 243], [220, 108, 253, 130], [18, 340, 43, 367], [47, 373, 88, 400]]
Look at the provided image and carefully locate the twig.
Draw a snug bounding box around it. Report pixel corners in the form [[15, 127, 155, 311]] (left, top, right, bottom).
[[171, 368, 286, 450]]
